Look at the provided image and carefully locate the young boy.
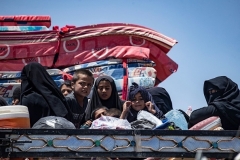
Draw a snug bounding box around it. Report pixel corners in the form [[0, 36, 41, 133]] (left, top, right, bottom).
[[65, 69, 94, 128]]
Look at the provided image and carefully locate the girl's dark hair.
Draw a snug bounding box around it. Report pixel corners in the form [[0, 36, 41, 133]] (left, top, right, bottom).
[[60, 80, 72, 90], [99, 78, 110, 82]]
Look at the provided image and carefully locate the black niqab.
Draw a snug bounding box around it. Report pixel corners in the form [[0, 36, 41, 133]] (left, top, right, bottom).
[[20, 63, 70, 126], [147, 87, 173, 114], [203, 76, 240, 130], [85, 76, 123, 121]]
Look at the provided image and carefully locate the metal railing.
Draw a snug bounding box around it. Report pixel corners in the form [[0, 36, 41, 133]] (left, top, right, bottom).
[[0, 129, 239, 159]]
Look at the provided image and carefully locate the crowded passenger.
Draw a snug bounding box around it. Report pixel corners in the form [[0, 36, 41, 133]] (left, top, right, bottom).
[[82, 107, 123, 129], [60, 80, 73, 97], [20, 63, 71, 127], [65, 69, 94, 128], [80, 106, 109, 129], [147, 87, 173, 114], [85, 76, 124, 121], [188, 76, 240, 130], [120, 82, 164, 123], [91, 106, 109, 120]]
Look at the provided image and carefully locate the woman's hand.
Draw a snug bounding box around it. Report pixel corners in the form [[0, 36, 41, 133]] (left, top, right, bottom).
[[145, 101, 156, 115]]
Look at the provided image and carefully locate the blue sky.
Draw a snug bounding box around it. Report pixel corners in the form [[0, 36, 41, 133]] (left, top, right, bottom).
[[1, 0, 240, 112]]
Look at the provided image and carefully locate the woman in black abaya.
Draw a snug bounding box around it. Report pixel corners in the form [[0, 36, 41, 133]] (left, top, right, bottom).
[[20, 63, 71, 127], [188, 76, 240, 130], [147, 87, 173, 114], [85, 76, 124, 121]]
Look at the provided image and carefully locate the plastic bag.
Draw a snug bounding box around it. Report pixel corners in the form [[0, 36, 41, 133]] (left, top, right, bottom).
[[90, 116, 132, 129], [137, 110, 163, 126], [131, 119, 156, 129]]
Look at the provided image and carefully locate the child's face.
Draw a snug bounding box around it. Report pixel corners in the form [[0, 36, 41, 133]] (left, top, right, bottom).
[[94, 108, 107, 119], [72, 74, 93, 98], [131, 92, 145, 111], [97, 80, 112, 100], [61, 84, 72, 97]]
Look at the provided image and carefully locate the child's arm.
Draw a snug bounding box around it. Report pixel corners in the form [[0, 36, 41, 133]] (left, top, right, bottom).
[[80, 120, 92, 129], [85, 120, 92, 126], [145, 101, 163, 119], [145, 101, 156, 114], [120, 101, 131, 119]]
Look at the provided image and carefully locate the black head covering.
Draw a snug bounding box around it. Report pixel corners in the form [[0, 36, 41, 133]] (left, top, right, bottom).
[[0, 97, 8, 106], [85, 75, 123, 121], [20, 63, 69, 124], [203, 76, 240, 130], [147, 87, 173, 114], [12, 86, 21, 100], [127, 82, 159, 122], [128, 82, 156, 104]]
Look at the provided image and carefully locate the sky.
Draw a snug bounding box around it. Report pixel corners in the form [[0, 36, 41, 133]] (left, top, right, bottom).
[[1, 0, 240, 112]]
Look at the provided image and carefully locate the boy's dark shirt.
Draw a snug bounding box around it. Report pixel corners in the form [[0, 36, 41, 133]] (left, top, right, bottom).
[[65, 92, 88, 128]]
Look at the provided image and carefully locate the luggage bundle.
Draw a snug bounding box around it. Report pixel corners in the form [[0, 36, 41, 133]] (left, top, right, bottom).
[[0, 15, 51, 31], [0, 15, 178, 104]]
